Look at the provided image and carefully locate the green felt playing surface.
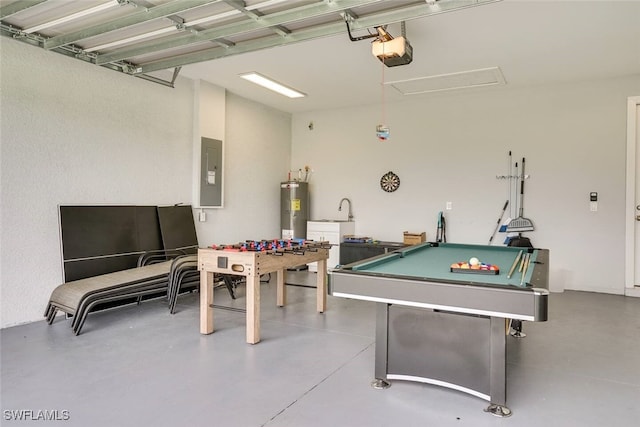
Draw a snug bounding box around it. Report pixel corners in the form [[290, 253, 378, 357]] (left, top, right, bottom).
[[351, 242, 538, 288]]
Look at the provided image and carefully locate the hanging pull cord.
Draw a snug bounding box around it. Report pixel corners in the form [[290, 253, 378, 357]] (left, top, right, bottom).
[[381, 42, 386, 126]]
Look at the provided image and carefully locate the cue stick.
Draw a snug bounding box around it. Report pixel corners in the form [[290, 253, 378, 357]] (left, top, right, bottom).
[[518, 250, 527, 272], [506, 250, 523, 279], [520, 253, 531, 286]]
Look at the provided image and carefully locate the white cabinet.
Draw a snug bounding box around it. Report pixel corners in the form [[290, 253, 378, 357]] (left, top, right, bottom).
[[307, 220, 355, 271]]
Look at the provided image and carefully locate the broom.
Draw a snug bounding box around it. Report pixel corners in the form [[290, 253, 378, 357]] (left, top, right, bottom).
[[507, 157, 534, 232]]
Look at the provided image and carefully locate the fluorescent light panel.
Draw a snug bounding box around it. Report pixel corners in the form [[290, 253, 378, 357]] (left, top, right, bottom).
[[239, 72, 305, 98], [23, 0, 119, 34]]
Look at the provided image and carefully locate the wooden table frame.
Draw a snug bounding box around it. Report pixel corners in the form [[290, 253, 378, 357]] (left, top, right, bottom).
[[198, 246, 329, 344]]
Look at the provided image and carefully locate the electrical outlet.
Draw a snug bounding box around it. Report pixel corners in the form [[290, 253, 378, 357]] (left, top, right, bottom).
[[446, 201, 452, 210], [590, 202, 598, 212]]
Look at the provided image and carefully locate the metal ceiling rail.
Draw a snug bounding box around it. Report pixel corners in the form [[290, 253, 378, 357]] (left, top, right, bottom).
[[139, 19, 348, 73], [43, 0, 222, 50], [95, 0, 382, 65], [138, 0, 499, 74], [0, 0, 46, 20], [221, 0, 291, 38], [0, 0, 500, 86]]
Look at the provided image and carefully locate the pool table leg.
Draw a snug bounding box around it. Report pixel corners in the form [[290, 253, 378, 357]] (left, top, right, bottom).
[[509, 319, 526, 338], [371, 303, 391, 389], [484, 316, 512, 417]]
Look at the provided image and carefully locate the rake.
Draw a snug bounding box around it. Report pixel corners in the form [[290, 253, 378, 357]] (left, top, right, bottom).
[[507, 157, 534, 232]]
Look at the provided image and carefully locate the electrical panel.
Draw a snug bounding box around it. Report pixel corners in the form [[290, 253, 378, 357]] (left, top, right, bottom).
[[200, 137, 223, 207]]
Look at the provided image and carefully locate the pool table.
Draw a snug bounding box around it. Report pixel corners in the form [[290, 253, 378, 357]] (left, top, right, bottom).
[[329, 242, 549, 417]]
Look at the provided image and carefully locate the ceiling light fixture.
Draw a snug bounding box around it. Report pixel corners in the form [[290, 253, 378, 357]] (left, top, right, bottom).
[[239, 72, 305, 98], [22, 0, 120, 34]]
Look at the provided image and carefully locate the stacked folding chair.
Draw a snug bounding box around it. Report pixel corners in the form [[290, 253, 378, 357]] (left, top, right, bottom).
[[166, 255, 199, 314], [45, 204, 240, 334], [45, 251, 204, 334]]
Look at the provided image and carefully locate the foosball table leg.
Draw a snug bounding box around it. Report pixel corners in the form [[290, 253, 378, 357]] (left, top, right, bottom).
[[246, 275, 261, 344], [316, 258, 327, 313], [277, 269, 286, 307]]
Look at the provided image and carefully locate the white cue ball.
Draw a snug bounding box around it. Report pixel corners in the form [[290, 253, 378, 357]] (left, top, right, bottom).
[[469, 257, 480, 266]]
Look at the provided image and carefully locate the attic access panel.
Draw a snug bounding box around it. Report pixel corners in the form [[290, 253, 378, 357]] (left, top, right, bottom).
[[387, 67, 506, 95]]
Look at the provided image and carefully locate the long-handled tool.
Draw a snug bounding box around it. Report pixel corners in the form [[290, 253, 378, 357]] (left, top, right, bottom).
[[500, 152, 513, 233], [501, 159, 517, 233], [436, 211, 446, 243], [488, 200, 509, 244], [507, 157, 534, 232]]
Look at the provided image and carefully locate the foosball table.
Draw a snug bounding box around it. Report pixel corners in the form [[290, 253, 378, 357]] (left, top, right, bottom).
[[198, 239, 331, 344]]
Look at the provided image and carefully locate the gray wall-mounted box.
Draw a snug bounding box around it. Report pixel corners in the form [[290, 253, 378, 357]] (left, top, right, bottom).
[[200, 137, 223, 207]]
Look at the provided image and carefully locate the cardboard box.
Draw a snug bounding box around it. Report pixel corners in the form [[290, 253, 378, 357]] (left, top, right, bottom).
[[403, 231, 426, 245]]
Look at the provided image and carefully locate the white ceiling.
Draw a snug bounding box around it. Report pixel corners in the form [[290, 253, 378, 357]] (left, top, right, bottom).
[[176, 0, 640, 113], [2, 0, 638, 113]]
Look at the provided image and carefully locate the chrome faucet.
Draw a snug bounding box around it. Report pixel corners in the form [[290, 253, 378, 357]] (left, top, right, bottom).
[[338, 198, 354, 221]]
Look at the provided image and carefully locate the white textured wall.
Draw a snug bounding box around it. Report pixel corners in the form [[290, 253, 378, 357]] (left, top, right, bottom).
[[0, 39, 194, 327], [0, 40, 293, 328], [292, 76, 640, 295], [2, 35, 634, 325], [194, 92, 291, 245]]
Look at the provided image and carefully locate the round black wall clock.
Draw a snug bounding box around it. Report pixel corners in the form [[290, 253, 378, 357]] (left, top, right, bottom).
[[380, 171, 400, 192]]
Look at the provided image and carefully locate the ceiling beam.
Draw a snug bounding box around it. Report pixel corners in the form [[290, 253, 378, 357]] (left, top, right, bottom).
[[0, 0, 47, 20], [137, 0, 500, 74], [222, 0, 290, 38], [43, 0, 221, 50], [138, 21, 346, 73], [352, 0, 501, 29], [2, 0, 502, 88], [95, 0, 382, 65], [1, 20, 178, 87]]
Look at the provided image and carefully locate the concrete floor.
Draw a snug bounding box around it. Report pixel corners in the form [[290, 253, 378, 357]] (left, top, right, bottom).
[[1, 272, 639, 427]]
